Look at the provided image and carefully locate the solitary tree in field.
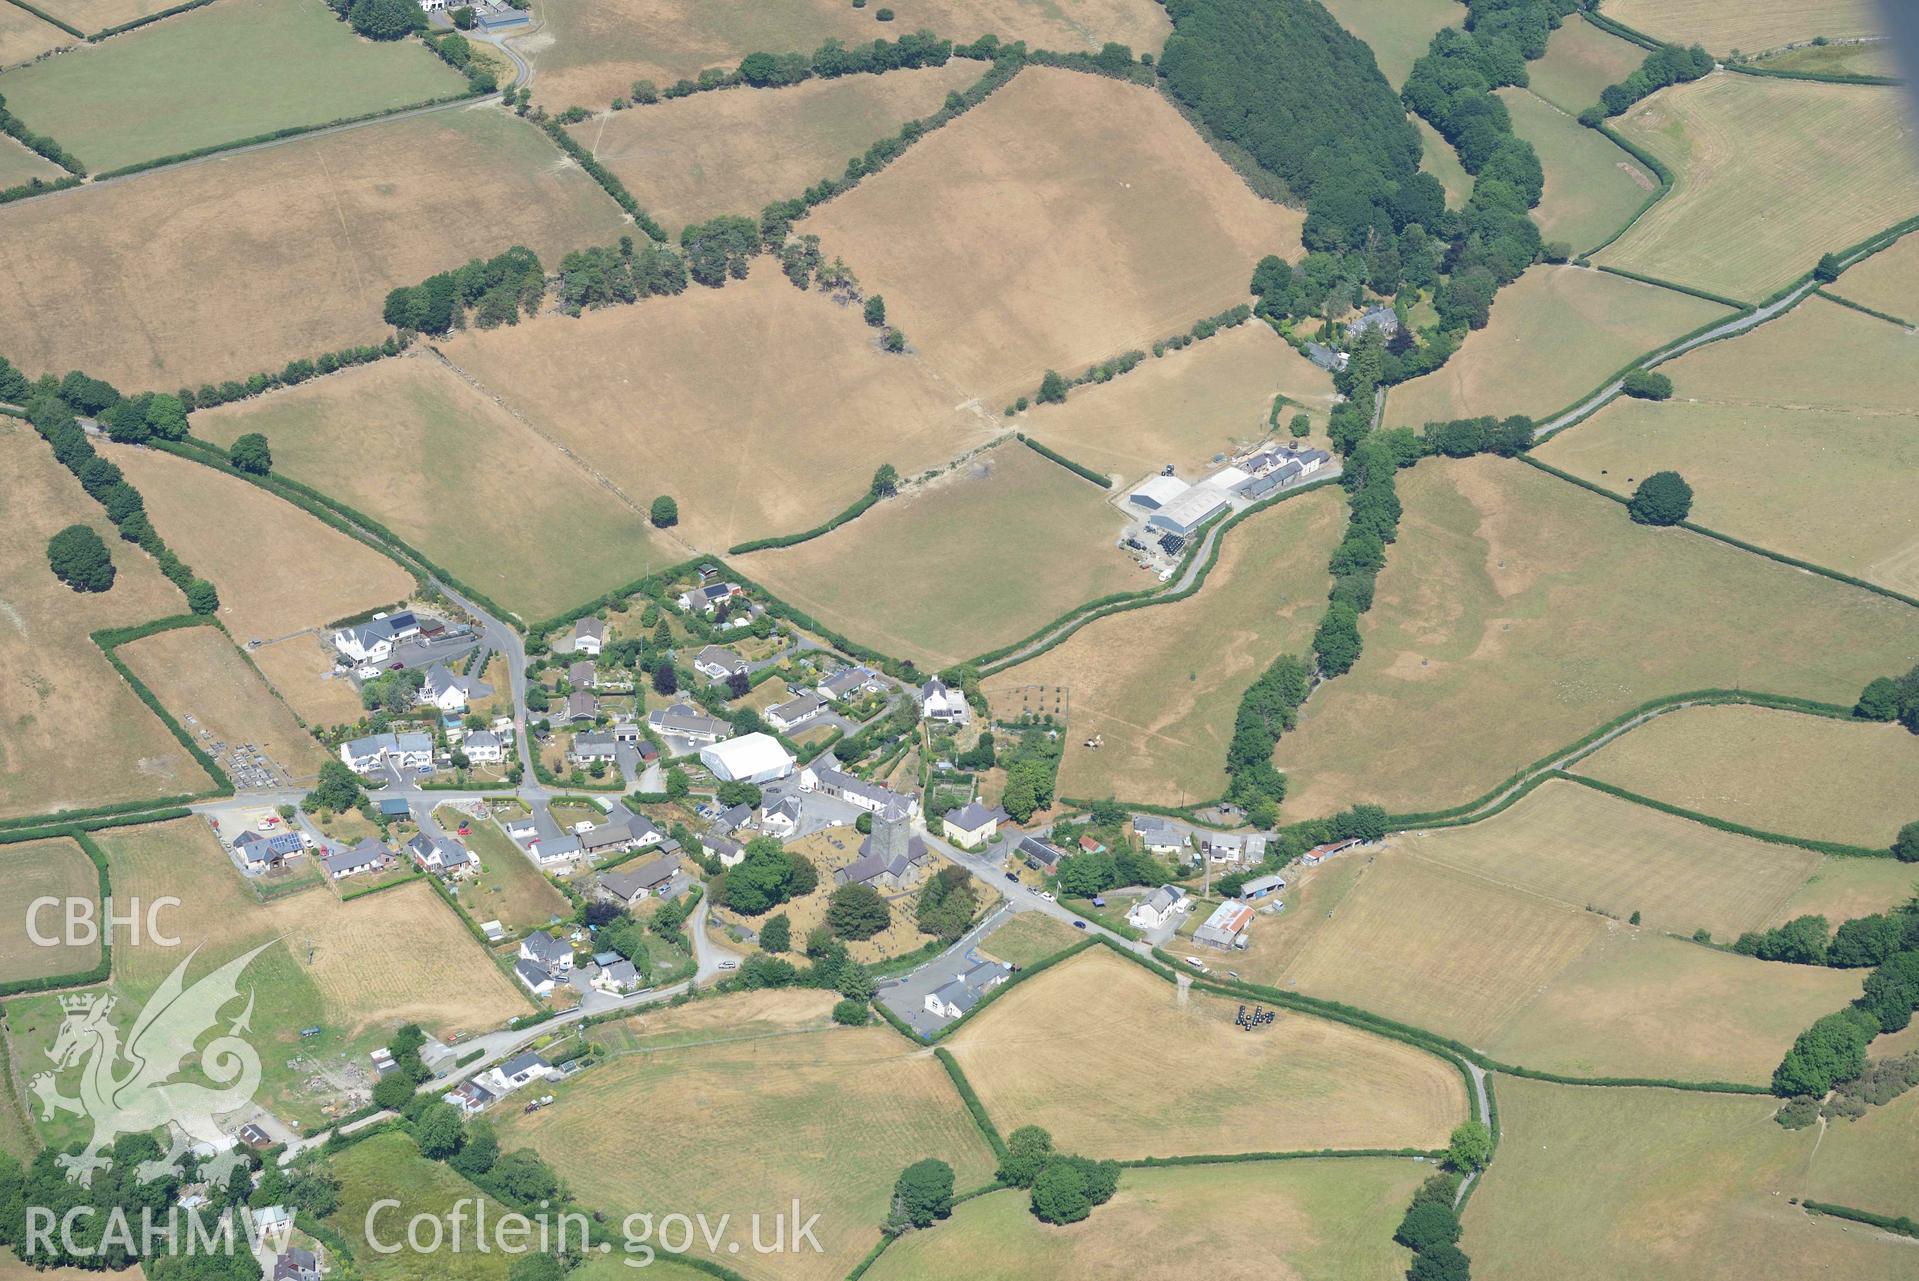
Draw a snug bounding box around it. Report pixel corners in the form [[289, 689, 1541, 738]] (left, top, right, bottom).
[[882, 328, 906, 354], [650, 495, 678, 528], [228, 432, 272, 475], [1627, 470, 1692, 526], [47, 524, 114, 593], [863, 295, 886, 327]]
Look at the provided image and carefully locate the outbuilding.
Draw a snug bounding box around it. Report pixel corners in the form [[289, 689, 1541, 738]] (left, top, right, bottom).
[[699, 732, 794, 784]]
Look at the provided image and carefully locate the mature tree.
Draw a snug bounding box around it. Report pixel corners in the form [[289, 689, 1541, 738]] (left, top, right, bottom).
[[0, 354, 28, 403], [1734, 914, 1829, 965], [871, 462, 899, 497], [723, 838, 796, 915], [186, 578, 220, 616], [1447, 1120, 1492, 1172], [1855, 677, 1902, 722], [1772, 1008, 1876, 1096], [451, 4, 475, 28], [665, 765, 690, 799], [863, 295, 887, 326], [716, 779, 762, 808], [651, 663, 678, 695], [450, 1125, 499, 1178], [759, 913, 791, 953], [1894, 821, 1919, 864], [1814, 252, 1843, 283], [1859, 951, 1919, 1033], [1001, 771, 1040, 823], [414, 1101, 466, 1158], [650, 495, 678, 528], [304, 758, 364, 813], [891, 1159, 955, 1229], [227, 433, 272, 475], [349, 0, 422, 39], [826, 882, 890, 940], [831, 997, 868, 1025], [1620, 369, 1673, 400], [1037, 369, 1068, 404], [1627, 470, 1692, 526], [997, 1125, 1055, 1188], [1055, 850, 1116, 897], [490, 1150, 560, 1203], [1029, 1160, 1091, 1225], [46, 524, 115, 592], [1409, 1243, 1473, 1281], [371, 1072, 415, 1111], [60, 370, 121, 415], [1395, 1200, 1462, 1252]]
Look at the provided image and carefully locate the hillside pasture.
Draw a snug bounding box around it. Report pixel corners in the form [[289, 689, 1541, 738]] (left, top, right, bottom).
[[1572, 704, 1919, 849], [1524, 12, 1649, 114], [494, 1024, 996, 1281], [0, 0, 465, 173], [867, 1159, 1427, 1281], [943, 949, 1467, 1158], [1598, 0, 1880, 55], [800, 67, 1306, 403], [1415, 117, 1472, 206], [1021, 322, 1337, 484], [1500, 88, 1657, 252], [1805, 1086, 1919, 1220], [741, 442, 1138, 668], [438, 267, 996, 557], [0, 104, 628, 390], [0, 432, 199, 820], [117, 625, 330, 783], [1827, 228, 1919, 322], [1316, 0, 1461, 87], [1465, 1079, 1916, 1281], [1598, 75, 1919, 302], [1384, 266, 1725, 427], [1536, 297, 1919, 594], [1766, 857, 1919, 930], [526, 0, 1171, 110], [0, 5, 68, 67], [983, 487, 1345, 805], [0, 839, 99, 984], [1271, 458, 1919, 819], [572, 63, 979, 229], [325, 1131, 515, 1281], [194, 354, 673, 623]]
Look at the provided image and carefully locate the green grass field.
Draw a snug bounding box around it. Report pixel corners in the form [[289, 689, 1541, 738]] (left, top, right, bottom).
[[1524, 12, 1649, 114], [325, 1130, 516, 1281], [1598, 75, 1919, 302], [443, 811, 571, 933], [1273, 458, 1919, 819], [1415, 117, 1472, 207], [1805, 1082, 1919, 1218], [1757, 39, 1900, 78], [0, 0, 465, 173], [1465, 1078, 1917, 1281], [1536, 297, 1919, 595], [976, 911, 1085, 968], [1385, 265, 1726, 427], [868, 1159, 1428, 1281], [1501, 88, 1658, 252], [1316, 0, 1460, 87]]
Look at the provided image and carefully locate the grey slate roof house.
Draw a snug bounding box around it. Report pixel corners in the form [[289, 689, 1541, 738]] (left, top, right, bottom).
[[925, 960, 1013, 1021], [598, 855, 680, 906]]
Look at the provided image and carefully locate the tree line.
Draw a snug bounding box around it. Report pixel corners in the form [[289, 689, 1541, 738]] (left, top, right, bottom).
[[1770, 900, 1919, 1101], [1582, 41, 1712, 124]]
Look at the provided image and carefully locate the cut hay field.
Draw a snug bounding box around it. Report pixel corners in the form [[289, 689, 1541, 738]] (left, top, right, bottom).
[[1272, 458, 1919, 819], [983, 487, 1345, 806], [495, 1023, 996, 1281], [742, 442, 1138, 669], [867, 1158, 1427, 1281], [451, 813, 570, 933], [1573, 704, 1919, 849], [1464, 1080, 1916, 1281], [1535, 297, 1919, 594], [0, 432, 199, 820], [325, 1131, 514, 1281], [104, 440, 415, 643], [1500, 88, 1657, 252], [118, 625, 330, 783], [31, 0, 193, 34], [527, 0, 1170, 111], [1384, 266, 1725, 427], [587, 989, 839, 1055], [1829, 228, 1919, 322], [800, 67, 1305, 403], [1021, 322, 1337, 484], [1766, 857, 1919, 930], [943, 949, 1466, 1158], [1598, 0, 1880, 55], [1524, 12, 1648, 114], [1316, 0, 1460, 87], [1758, 39, 1900, 79], [0, 105, 628, 390], [0, 5, 68, 69], [976, 911, 1083, 968], [572, 63, 979, 229], [1415, 117, 1472, 206], [1597, 75, 1919, 302], [0, 0, 465, 173], [1805, 1085, 1919, 1218], [194, 353, 673, 624], [0, 838, 98, 984], [439, 267, 995, 557]]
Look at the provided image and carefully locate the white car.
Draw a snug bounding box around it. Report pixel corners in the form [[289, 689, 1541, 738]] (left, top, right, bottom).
[[717, 959, 739, 971], [1037, 891, 1056, 902]]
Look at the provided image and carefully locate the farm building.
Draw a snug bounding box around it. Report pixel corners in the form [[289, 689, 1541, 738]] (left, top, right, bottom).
[[1148, 486, 1231, 536], [1302, 838, 1361, 866], [1241, 873, 1286, 902], [700, 733, 794, 784], [1192, 899, 1255, 950], [1129, 473, 1190, 511]]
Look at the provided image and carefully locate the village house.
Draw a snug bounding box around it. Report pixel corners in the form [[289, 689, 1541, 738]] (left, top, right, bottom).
[[924, 960, 1013, 1021], [569, 729, 619, 764], [271, 1247, 320, 1281], [701, 833, 744, 867], [692, 645, 748, 682], [647, 702, 732, 745], [481, 1050, 555, 1097], [514, 959, 555, 996], [565, 690, 598, 723], [450, 1078, 497, 1114], [1016, 834, 1063, 871], [1193, 899, 1256, 950], [1131, 815, 1192, 856], [591, 958, 641, 994], [918, 677, 968, 724], [598, 856, 680, 907], [765, 692, 824, 733], [519, 930, 573, 973], [1127, 884, 1187, 931], [338, 730, 433, 776], [570, 617, 604, 656], [818, 665, 884, 703], [1198, 831, 1267, 866], [677, 581, 742, 614], [462, 730, 506, 764], [406, 833, 476, 878], [421, 662, 491, 713], [567, 659, 598, 689], [836, 800, 929, 892], [800, 758, 912, 815], [757, 796, 802, 839], [323, 838, 387, 881], [331, 610, 420, 664], [942, 801, 1009, 849], [230, 829, 303, 876]]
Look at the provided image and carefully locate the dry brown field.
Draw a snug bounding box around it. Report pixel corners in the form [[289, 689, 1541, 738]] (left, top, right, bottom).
[[525, 0, 1171, 111], [117, 625, 330, 783], [1598, 76, 1919, 301], [984, 487, 1344, 806], [0, 4, 68, 66], [31, 0, 189, 33], [1463, 1079, 1918, 1281], [0, 134, 60, 188], [1828, 229, 1919, 321], [0, 104, 628, 390], [588, 989, 840, 1054], [194, 353, 675, 624], [0, 431, 200, 819], [247, 634, 367, 728], [104, 440, 414, 641], [800, 67, 1306, 403], [1524, 12, 1648, 114], [439, 267, 996, 555], [1536, 297, 1919, 594], [1271, 459, 1919, 819], [1021, 322, 1338, 484], [976, 911, 1084, 968], [496, 1023, 997, 1281], [741, 442, 1139, 668], [573, 63, 980, 229], [943, 949, 1467, 1158], [1572, 704, 1919, 849], [0, 838, 99, 984], [1385, 265, 1725, 426], [1599, 0, 1880, 54]]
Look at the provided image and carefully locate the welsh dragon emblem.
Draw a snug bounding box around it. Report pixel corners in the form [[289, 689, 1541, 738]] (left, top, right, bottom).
[[32, 944, 270, 1187]]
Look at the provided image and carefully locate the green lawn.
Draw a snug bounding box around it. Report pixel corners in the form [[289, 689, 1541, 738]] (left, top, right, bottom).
[[325, 1131, 516, 1281], [0, 0, 465, 172], [443, 809, 570, 933]]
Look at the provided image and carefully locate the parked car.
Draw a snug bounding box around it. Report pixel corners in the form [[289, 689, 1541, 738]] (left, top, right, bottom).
[[1072, 920, 1087, 930], [717, 960, 738, 971], [1004, 871, 1018, 882]]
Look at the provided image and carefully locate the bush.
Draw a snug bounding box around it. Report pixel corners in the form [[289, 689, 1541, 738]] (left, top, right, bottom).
[[47, 524, 115, 592], [1894, 822, 1919, 864], [831, 997, 869, 1026], [1621, 369, 1673, 400], [1627, 470, 1692, 525]]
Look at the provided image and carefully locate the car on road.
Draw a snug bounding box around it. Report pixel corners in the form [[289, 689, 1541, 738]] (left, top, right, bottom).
[[717, 960, 738, 970], [1073, 920, 1086, 930], [1004, 871, 1018, 882], [1038, 891, 1055, 902]]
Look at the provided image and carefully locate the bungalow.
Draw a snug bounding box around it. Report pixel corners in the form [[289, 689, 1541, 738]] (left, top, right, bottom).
[[531, 834, 582, 868], [942, 802, 1009, 848], [1192, 899, 1256, 950], [677, 582, 742, 614], [924, 960, 1013, 1021], [450, 1078, 497, 1115], [693, 646, 748, 682], [571, 617, 604, 656], [1131, 815, 1191, 856], [331, 611, 420, 663], [766, 693, 824, 733], [421, 662, 491, 713], [647, 702, 731, 745], [406, 833, 476, 878], [502, 812, 540, 841], [800, 760, 910, 815], [323, 838, 386, 881], [1126, 884, 1187, 931], [463, 730, 505, 764], [579, 818, 640, 859], [1241, 873, 1287, 902], [757, 796, 801, 839], [481, 1050, 554, 1096], [592, 959, 641, 994], [272, 1248, 321, 1281], [1016, 834, 1062, 871], [519, 930, 574, 973], [567, 659, 598, 689], [231, 830, 302, 875], [598, 856, 681, 907], [569, 730, 620, 764], [818, 666, 883, 702], [626, 813, 666, 849], [918, 677, 967, 724], [565, 691, 598, 723], [1302, 838, 1360, 867], [514, 959, 555, 997]]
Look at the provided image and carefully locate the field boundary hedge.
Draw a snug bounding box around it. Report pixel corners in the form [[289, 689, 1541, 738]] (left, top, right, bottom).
[[1590, 263, 1748, 309], [1578, 120, 1673, 257], [1801, 1200, 1919, 1238], [0, 829, 112, 998], [1727, 63, 1902, 88], [91, 615, 234, 796], [932, 1046, 1007, 1158], [1813, 287, 1913, 329], [1122, 1146, 1442, 1168], [1013, 433, 1110, 488], [1576, 7, 1661, 52], [0, 806, 193, 850], [0, 793, 198, 831], [0, 0, 80, 39], [726, 488, 879, 554], [1531, 297, 1757, 436], [0, 174, 81, 206], [537, 117, 667, 242], [1553, 772, 1890, 857], [88, 0, 215, 40]]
